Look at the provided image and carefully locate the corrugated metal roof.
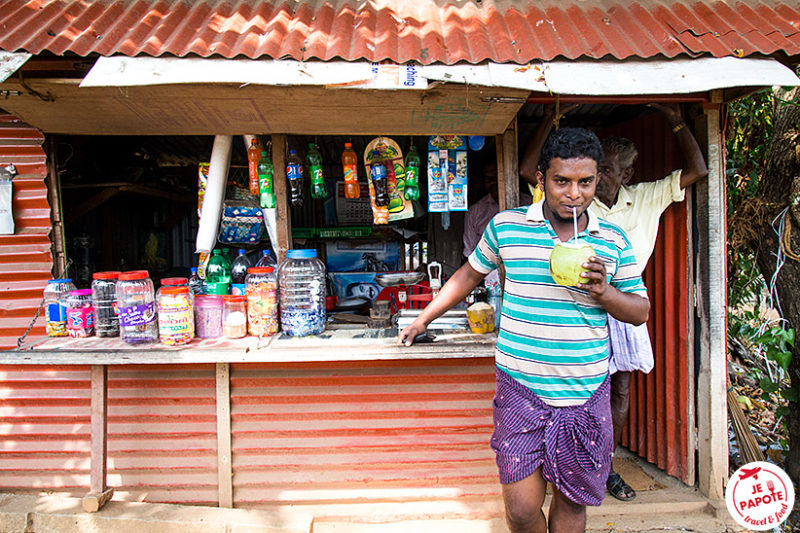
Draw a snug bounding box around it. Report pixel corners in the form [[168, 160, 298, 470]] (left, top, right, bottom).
[[0, 113, 52, 351], [0, 0, 798, 65]]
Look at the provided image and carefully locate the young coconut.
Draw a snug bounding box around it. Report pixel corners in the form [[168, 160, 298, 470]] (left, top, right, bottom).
[[549, 240, 595, 287]]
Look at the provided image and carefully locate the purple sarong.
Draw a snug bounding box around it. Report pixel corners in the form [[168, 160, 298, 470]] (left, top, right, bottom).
[[490, 368, 613, 506]]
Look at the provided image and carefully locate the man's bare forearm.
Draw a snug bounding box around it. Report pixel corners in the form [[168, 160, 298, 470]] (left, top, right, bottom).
[[412, 263, 486, 328]]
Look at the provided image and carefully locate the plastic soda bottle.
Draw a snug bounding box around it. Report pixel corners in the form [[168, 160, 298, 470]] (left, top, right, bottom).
[[231, 249, 252, 284], [188, 267, 205, 295], [286, 149, 304, 207], [206, 249, 232, 295], [307, 143, 326, 199], [247, 138, 261, 195], [370, 152, 389, 207], [256, 249, 277, 268], [257, 150, 276, 208], [342, 142, 360, 199], [404, 145, 421, 201]]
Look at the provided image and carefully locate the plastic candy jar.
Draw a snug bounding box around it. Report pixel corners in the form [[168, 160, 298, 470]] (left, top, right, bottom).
[[245, 266, 278, 337], [222, 295, 247, 338], [66, 289, 95, 338], [157, 286, 194, 345], [44, 278, 76, 337], [116, 270, 158, 345], [194, 295, 223, 338], [92, 271, 120, 337], [278, 249, 326, 337]]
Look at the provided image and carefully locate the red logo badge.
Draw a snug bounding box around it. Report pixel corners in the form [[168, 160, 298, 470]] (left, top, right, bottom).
[[726, 461, 795, 530]]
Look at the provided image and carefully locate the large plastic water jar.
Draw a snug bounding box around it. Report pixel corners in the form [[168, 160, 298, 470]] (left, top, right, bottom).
[[278, 249, 326, 337]]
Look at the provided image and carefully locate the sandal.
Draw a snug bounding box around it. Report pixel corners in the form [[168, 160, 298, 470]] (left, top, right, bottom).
[[607, 470, 637, 501]]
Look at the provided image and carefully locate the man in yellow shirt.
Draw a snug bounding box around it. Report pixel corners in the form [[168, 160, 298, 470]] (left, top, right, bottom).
[[592, 103, 708, 501]]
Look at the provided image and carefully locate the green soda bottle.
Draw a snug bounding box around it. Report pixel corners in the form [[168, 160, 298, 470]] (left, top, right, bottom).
[[206, 249, 232, 295], [404, 145, 421, 200], [307, 143, 326, 199], [257, 150, 276, 208]]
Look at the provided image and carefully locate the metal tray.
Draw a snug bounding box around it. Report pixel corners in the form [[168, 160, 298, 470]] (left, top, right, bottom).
[[374, 271, 426, 287]]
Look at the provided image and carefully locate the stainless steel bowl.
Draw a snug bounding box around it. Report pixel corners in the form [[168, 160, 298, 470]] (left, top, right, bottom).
[[374, 271, 426, 287]]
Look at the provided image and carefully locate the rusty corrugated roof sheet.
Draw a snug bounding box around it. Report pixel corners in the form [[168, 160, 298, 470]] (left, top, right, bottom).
[[0, 113, 52, 350], [0, 0, 798, 65]]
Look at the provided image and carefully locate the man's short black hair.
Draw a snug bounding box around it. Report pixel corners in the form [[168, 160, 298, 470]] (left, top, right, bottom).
[[538, 127, 604, 174]]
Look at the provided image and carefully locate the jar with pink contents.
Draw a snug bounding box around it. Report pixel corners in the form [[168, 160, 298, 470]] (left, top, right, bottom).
[[194, 294, 223, 338]]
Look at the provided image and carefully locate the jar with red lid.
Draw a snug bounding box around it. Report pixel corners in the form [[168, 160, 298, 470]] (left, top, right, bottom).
[[222, 295, 247, 338], [116, 270, 158, 345], [66, 289, 95, 338], [92, 271, 120, 337], [245, 266, 278, 337], [157, 286, 194, 346]]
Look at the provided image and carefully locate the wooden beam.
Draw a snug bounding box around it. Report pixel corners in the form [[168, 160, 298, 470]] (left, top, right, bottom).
[[216, 363, 233, 508], [272, 134, 291, 264], [695, 90, 727, 502], [0, 79, 527, 136], [46, 137, 67, 277], [82, 364, 113, 512], [496, 117, 519, 212]]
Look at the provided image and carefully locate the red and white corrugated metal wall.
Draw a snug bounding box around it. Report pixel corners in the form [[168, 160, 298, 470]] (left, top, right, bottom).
[[0, 112, 52, 351], [600, 112, 692, 484], [2, 358, 500, 513]]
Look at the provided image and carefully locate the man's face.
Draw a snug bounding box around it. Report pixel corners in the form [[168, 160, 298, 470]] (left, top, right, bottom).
[[596, 151, 632, 206], [539, 157, 597, 222]]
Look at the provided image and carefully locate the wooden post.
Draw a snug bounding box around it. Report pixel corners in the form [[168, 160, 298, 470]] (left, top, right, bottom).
[[216, 363, 233, 508], [271, 134, 291, 264], [46, 137, 68, 277], [695, 91, 727, 502], [496, 117, 519, 212], [82, 365, 113, 512]]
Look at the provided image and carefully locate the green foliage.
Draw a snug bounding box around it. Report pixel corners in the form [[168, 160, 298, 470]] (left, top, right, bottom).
[[727, 89, 796, 443], [726, 89, 774, 214]]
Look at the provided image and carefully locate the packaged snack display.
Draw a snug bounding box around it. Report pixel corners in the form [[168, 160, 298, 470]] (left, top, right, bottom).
[[44, 278, 76, 337], [66, 289, 95, 338], [245, 267, 278, 337], [222, 295, 247, 339], [117, 270, 158, 345], [92, 272, 120, 337], [194, 295, 223, 339], [157, 286, 194, 345]]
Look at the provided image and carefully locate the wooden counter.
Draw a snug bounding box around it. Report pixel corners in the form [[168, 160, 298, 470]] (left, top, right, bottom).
[[2, 326, 496, 364]]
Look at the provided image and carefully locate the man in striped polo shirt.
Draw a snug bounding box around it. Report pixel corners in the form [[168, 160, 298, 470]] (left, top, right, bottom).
[[398, 127, 649, 532]]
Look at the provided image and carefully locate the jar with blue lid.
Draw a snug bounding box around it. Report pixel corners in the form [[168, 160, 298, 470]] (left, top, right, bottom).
[[278, 249, 326, 336]]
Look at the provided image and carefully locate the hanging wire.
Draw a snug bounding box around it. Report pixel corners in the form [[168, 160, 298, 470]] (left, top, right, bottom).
[[753, 206, 794, 382]]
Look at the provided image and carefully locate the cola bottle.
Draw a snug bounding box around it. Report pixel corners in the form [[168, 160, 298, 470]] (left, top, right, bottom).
[[342, 142, 360, 199], [370, 152, 389, 207], [404, 145, 421, 201], [286, 149, 304, 208]]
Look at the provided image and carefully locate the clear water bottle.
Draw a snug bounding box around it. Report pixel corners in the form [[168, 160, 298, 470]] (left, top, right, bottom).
[[231, 249, 252, 284], [278, 249, 326, 337], [117, 270, 158, 345], [255, 249, 277, 268], [188, 267, 205, 295]]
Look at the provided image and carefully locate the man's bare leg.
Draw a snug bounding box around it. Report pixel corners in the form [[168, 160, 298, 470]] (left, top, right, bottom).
[[548, 485, 587, 533], [501, 468, 547, 533]]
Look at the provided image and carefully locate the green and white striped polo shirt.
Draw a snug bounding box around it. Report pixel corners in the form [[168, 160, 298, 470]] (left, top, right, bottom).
[[468, 199, 648, 407]]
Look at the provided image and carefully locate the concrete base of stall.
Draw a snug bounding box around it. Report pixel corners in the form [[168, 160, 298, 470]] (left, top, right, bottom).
[[0, 453, 745, 533]]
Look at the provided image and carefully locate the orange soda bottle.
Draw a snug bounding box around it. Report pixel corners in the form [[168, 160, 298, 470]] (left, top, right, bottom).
[[247, 138, 261, 195], [342, 142, 360, 199]]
